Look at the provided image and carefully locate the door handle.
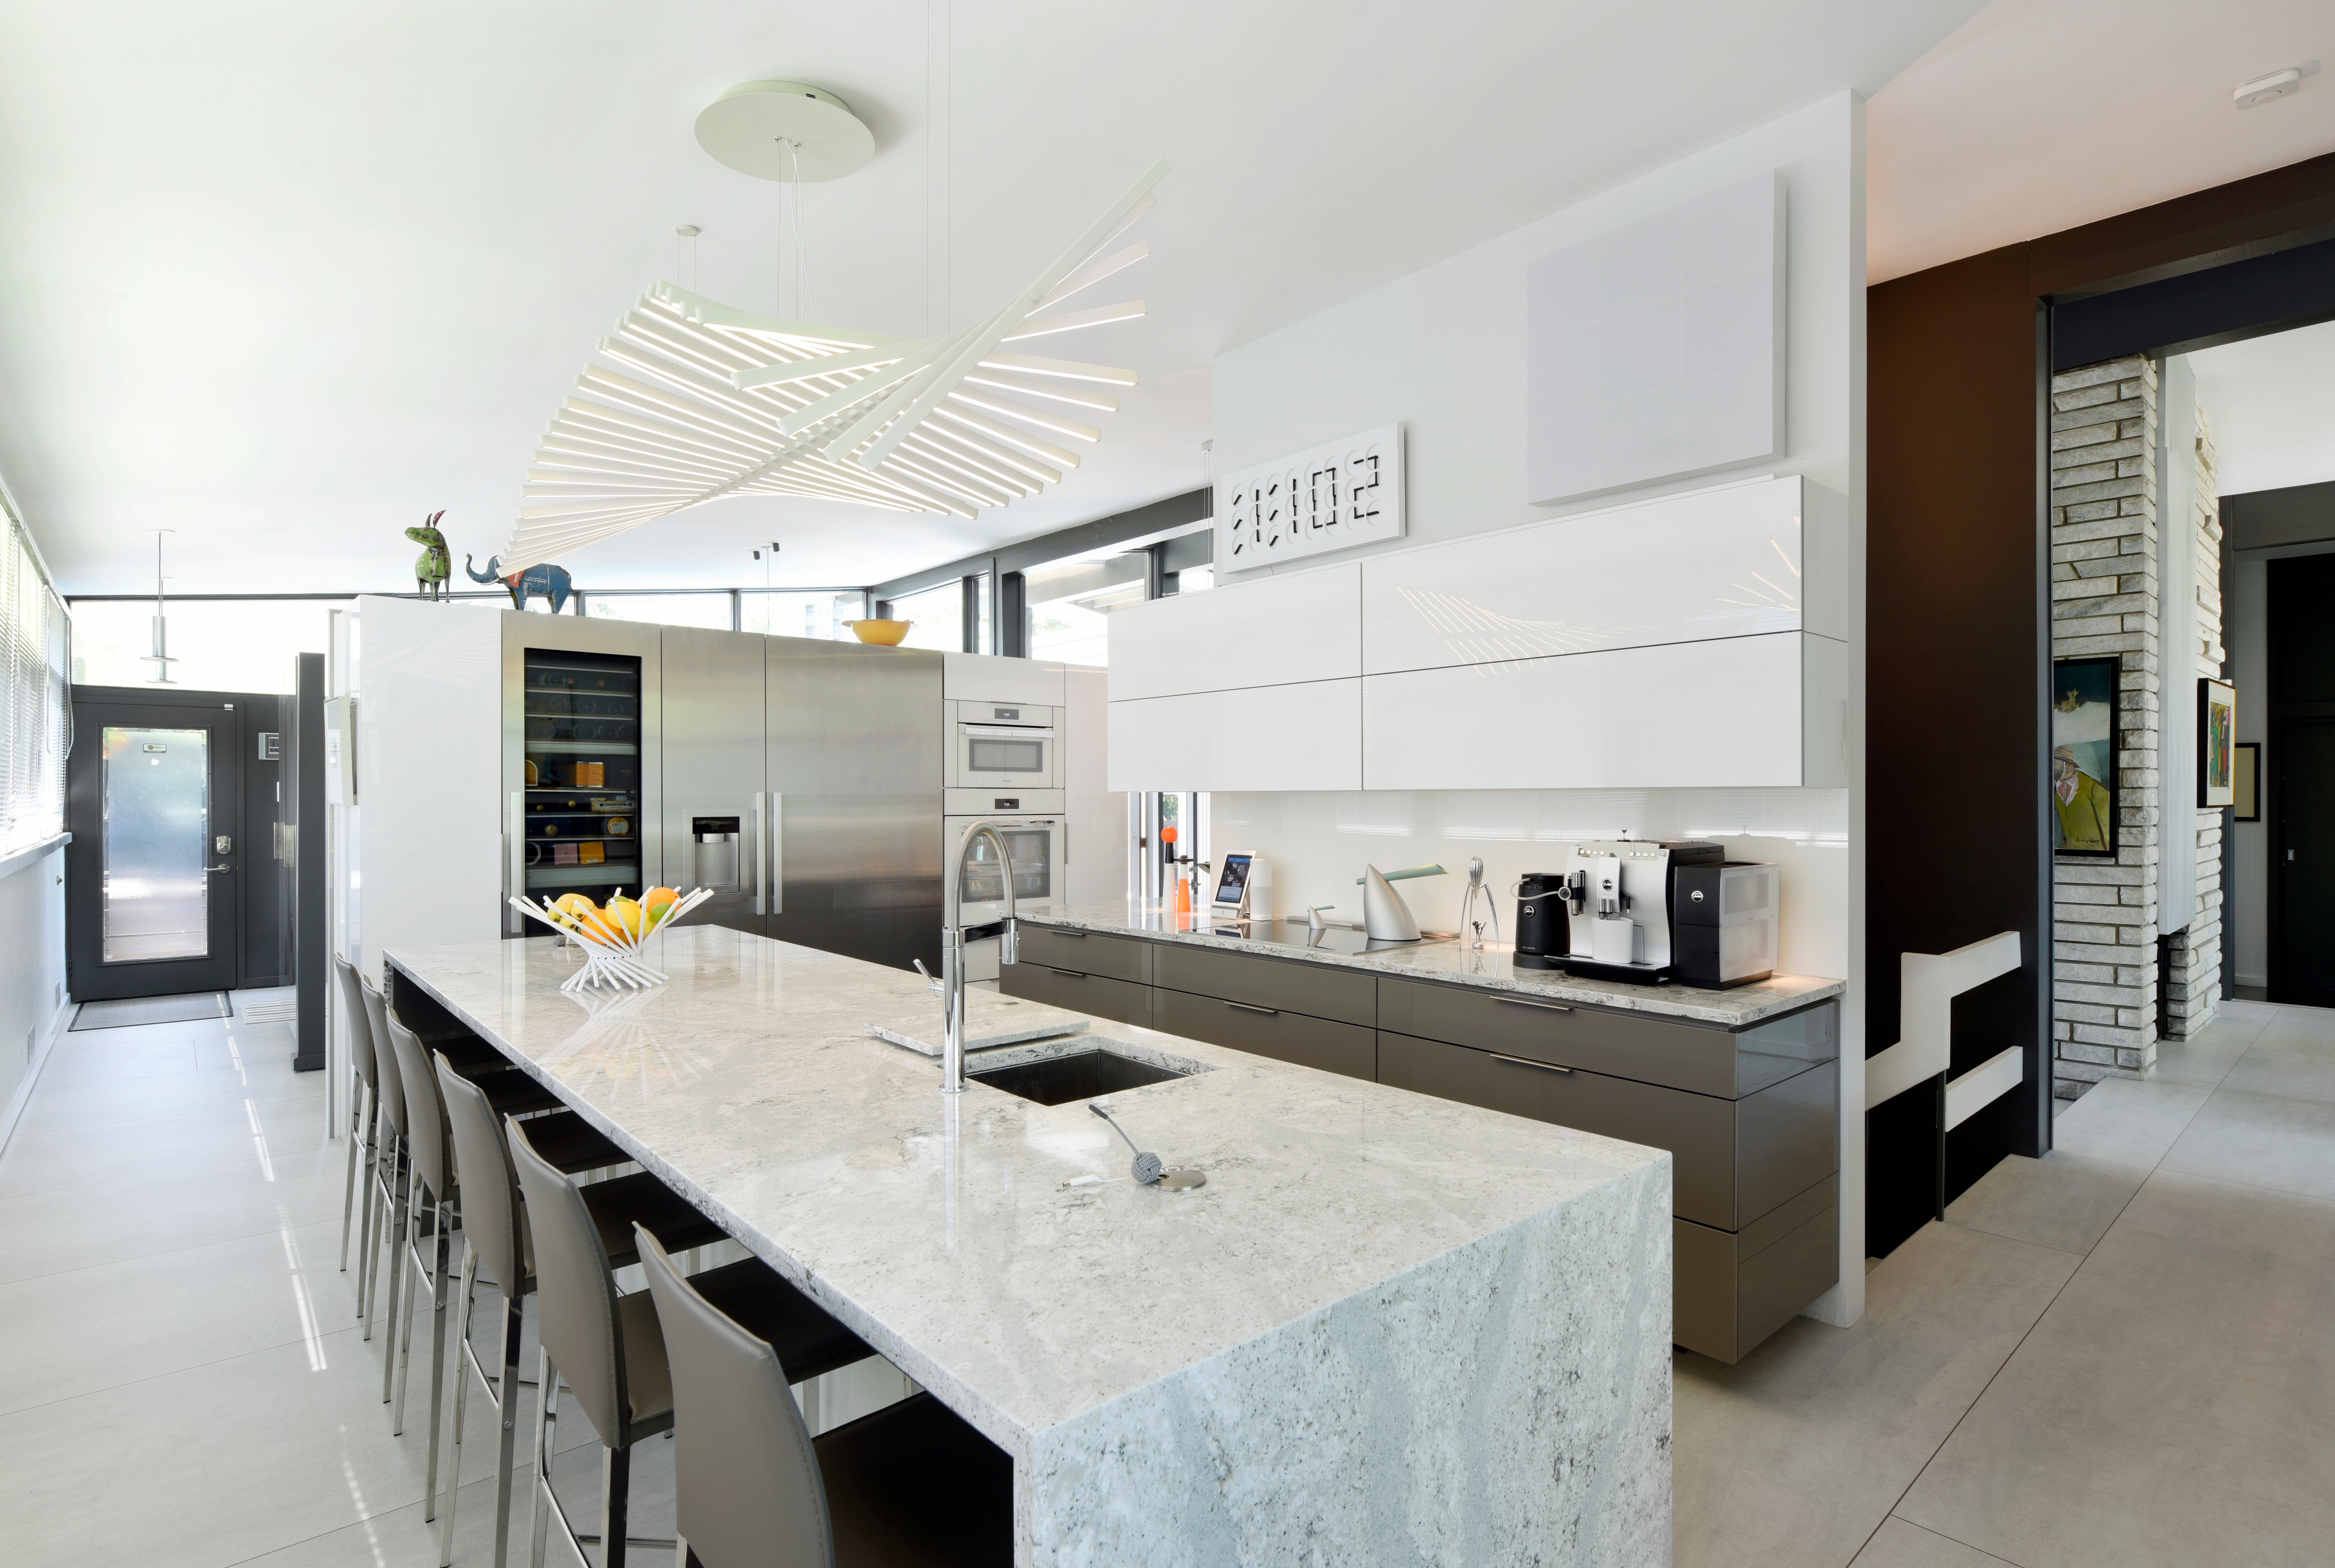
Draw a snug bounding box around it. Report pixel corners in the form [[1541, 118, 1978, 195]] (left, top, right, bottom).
[[1226, 1002, 1279, 1016], [508, 791, 525, 934], [752, 792, 766, 917], [204, 863, 234, 874], [1493, 1053, 1573, 1073], [769, 792, 784, 916], [1496, 996, 1573, 1013]]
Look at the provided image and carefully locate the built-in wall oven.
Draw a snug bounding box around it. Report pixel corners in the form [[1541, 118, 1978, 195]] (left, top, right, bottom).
[[945, 811, 1065, 981], [950, 700, 1059, 790]]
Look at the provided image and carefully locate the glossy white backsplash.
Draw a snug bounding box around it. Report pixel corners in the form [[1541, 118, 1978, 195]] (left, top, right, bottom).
[[1211, 788, 1848, 981]]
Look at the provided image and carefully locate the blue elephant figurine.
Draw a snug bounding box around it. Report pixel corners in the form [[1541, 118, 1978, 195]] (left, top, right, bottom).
[[466, 553, 576, 613]]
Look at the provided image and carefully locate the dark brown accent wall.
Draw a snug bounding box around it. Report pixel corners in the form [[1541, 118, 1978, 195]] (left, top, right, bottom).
[[1866, 150, 2335, 1259]]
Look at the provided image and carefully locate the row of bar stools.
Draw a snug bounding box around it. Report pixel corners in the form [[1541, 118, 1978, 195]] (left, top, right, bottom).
[[438, 1055, 723, 1568], [356, 979, 502, 1346], [638, 1229, 1014, 1567], [384, 1014, 566, 1523], [508, 1119, 884, 1568]]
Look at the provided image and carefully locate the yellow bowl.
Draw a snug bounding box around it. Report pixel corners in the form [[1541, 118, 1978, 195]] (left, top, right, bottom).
[[846, 619, 913, 646]]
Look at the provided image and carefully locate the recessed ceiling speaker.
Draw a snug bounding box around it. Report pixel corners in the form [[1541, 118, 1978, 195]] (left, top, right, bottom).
[[694, 80, 875, 181], [2234, 68, 2303, 109]]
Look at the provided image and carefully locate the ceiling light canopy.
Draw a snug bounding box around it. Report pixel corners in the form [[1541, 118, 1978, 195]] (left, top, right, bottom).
[[693, 80, 875, 181], [494, 160, 1167, 574]]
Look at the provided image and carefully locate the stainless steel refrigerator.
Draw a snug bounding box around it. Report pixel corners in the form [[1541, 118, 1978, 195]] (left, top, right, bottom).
[[657, 627, 943, 976], [767, 635, 944, 976]]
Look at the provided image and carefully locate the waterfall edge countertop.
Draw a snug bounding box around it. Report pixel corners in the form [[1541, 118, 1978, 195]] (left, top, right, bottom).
[[386, 926, 1674, 1567], [1027, 900, 1845, 1027]]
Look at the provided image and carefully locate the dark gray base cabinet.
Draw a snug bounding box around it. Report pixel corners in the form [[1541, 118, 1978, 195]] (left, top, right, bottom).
[[1003, 929, 1840, 1363]]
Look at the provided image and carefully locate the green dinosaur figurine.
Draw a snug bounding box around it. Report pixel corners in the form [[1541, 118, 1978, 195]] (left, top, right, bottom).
[[405, 511, 451, 600]]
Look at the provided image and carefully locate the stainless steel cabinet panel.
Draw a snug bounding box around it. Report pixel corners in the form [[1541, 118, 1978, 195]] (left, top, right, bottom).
[[998, 963, 1152, 1029], [1736, 1060, 1838, 1223], [1154, 944, 1377, 1027], [1377, 1029, 1735, 1225], [1377, 1030, 1835, 1231], [766, 638, 945, 976], [660, 626, 767, 937], [1674, 1177, 1838, 1364], [1155, 988, 1376, 1080], [1377, 976, 1836, 1099], [1014, 925, 1152, 985]]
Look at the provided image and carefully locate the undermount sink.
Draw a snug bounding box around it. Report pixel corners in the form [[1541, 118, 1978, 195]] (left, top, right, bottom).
[[971, 1047, 1188, 1106]]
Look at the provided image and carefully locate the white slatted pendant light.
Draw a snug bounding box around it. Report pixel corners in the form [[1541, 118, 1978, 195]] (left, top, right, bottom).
[[495, 79, 1165, 574]]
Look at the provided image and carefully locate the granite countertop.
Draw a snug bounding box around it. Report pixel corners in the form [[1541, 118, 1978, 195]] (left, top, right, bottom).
[[384, 926, 1669, 1464], [1025, 901, 1845, 1028]]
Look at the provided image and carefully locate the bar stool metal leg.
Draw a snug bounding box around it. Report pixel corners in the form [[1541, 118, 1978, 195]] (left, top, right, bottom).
[[439, 1236, 481, 1568], [339, 1078, 371, 1272]]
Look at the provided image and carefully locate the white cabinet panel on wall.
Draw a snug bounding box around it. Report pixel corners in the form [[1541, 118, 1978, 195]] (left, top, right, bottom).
[[1362, 632, 1844, 789], [1108, 680, 1362, 792], [1107, 562, 1361, 702], [1360, 474, 1845, 676]]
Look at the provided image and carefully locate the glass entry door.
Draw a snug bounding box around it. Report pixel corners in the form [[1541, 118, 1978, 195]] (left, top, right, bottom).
[[67, 699, 242, 999]]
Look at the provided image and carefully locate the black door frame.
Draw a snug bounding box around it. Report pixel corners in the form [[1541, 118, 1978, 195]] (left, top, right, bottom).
[[65, 685, 287, 1002], [2263, 554, 2335, 1004]]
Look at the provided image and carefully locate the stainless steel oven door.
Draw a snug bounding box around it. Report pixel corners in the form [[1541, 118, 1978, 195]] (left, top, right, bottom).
[[946, 817, 1063, 926], [953, 724, 1058, 789]]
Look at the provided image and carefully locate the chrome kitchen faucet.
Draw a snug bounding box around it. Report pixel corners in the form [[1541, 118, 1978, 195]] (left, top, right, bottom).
[[940, 820, 1022, 1093]]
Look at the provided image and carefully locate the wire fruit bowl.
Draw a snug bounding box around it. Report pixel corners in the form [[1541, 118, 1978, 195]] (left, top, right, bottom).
[[507, 887, 715, 993]]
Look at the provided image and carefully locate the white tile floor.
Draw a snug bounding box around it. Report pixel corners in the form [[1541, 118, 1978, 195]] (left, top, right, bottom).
[[1678, 996, 2335, 1567], [5, 992, 2328, 1566]]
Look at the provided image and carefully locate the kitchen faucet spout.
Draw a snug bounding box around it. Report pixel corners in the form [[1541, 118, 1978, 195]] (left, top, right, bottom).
[[940, 820, 1021, 1093]]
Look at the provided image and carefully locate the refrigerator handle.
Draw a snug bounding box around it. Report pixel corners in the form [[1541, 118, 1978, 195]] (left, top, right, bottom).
[[752, 792, 766, 917], [770, 792, 784, 916], [507, 791, 524, 935]]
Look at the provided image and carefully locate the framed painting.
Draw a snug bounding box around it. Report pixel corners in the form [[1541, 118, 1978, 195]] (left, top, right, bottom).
[[2234, 741, 2260, 823], [2052, 656, 2119, 857], [2199, 678, 2236, 808]]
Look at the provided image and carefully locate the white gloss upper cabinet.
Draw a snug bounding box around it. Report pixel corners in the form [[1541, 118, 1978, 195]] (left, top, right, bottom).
[[1362, 632, 1845, 790], [1108, 681, 1363, 793], [1107, 562, 1361, 701], [1360, 475, 1844, 676]]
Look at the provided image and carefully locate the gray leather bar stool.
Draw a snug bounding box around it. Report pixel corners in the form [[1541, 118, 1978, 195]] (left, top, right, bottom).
[[636, 1227, 1012, 1568], [334, 956, 381, 1278], [358, 984, 513, 1346], [384, 1014, 565, 1521], [507, 1118, 875, 1568], [437, 1060, 720, 1568]]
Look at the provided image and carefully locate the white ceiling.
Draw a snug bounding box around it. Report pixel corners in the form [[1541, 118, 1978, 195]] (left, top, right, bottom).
[[2190, 317, 2335, 497], [1867, 0, 2335, 283], [0, 1, 1988, 595]]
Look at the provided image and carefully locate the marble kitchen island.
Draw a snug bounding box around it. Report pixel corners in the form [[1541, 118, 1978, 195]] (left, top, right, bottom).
[[385, 925, 1674, 1567]]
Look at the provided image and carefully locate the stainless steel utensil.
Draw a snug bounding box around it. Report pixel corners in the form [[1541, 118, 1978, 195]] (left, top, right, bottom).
[[1089, 1102, 1164, 1184]]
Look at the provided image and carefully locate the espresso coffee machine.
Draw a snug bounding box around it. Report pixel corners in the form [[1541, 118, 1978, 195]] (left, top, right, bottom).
[[1551, 839, 1725, 984]]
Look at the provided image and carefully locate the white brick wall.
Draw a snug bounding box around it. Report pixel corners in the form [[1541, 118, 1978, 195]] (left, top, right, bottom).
[[2169, 406, 2222, 1038], [2050, 356, 2224, 1088], [2050, 356, 2160, 1085]]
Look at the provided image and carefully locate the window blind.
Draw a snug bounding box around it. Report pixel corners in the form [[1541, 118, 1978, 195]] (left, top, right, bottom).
[[0, 502, 69, 859]]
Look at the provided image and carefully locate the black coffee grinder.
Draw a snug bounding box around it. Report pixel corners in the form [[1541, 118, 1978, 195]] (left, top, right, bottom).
[[1514, 872, 1572, 970]]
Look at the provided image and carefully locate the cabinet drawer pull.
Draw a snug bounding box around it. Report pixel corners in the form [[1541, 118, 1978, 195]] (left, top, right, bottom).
[[1492, 1053, 1574, 1073], [1225, 1002, 1280, 1016], [1496, 996, 1574, 1014], [1051, 929, 1087, 938], [1048, 968, 1087, 980]]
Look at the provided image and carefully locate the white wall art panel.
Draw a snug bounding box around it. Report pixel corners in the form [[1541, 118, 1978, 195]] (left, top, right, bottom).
[[1214, 424, 1404, 568], [1526, 171, 1785, 506], [1362, 475, 1829, 676], [1108, 680, 1362, 793], [1108, 562, 1361, 702], [1361, 633, 1817, 790]]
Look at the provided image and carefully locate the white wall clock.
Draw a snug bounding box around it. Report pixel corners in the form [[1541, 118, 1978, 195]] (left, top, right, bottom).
[[1215, 423, 1405, 568]]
